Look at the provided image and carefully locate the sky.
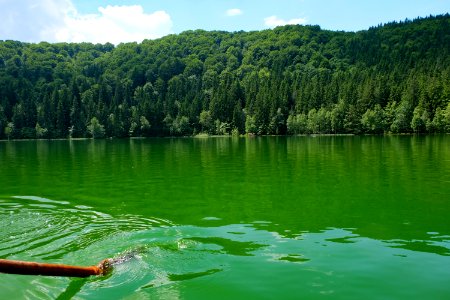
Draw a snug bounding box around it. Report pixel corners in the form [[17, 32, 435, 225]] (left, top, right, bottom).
[[0, 0, 449, 44]]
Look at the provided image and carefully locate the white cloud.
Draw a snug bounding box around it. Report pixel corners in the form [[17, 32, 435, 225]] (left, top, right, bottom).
[[0, 0, 173, 44], [264, 15, 307, 28], [226, 8, 243, 17], [0, 0, 72, 42], [57, 5, 173, 44]]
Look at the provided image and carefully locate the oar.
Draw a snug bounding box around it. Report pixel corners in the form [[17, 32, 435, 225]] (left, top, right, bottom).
[[0, 258, 112, 277]]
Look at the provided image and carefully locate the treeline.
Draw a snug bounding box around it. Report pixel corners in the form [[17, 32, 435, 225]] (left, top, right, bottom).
[[1, 14, 450, 139]]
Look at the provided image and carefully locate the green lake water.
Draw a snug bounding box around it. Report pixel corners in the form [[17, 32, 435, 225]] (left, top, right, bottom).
[[0, 136, 449, 299]]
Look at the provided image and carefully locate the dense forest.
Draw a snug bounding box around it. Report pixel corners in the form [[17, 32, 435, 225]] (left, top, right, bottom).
[[1, 14, 450, 139]]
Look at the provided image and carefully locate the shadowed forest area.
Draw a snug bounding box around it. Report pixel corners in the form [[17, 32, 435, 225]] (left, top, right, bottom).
[[0, 14, 449, 139]]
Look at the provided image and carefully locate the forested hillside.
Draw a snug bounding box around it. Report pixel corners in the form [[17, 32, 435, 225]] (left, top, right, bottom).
[[1, 14, 449, 139]]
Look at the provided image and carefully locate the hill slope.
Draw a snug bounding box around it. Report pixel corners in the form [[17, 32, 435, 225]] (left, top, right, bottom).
[[0, 14, 449, 138]]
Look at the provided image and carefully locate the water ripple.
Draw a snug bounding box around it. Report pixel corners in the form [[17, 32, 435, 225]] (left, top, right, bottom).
[[1, 196, 450, 299], [0, 196, 171, 262]]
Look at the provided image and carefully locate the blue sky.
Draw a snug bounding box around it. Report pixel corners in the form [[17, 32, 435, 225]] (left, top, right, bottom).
[[74, 0, 450, 32], [1, 0, 449, 44]]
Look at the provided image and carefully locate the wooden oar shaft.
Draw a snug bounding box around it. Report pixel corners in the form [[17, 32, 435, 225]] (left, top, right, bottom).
[[0, 259, 111, 277]]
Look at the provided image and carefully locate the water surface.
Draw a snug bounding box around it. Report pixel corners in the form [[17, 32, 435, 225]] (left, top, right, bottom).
[[1, 136, 449, 299]]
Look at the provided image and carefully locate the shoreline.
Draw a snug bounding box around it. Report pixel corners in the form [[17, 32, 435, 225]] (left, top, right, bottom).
[[1, 132, 448, 142]]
